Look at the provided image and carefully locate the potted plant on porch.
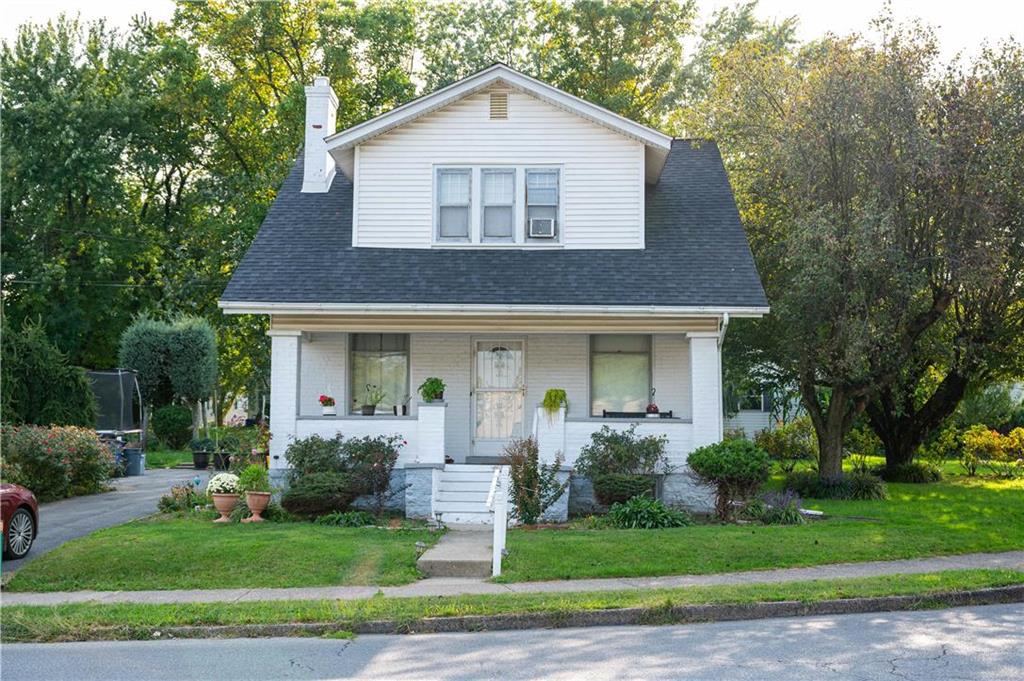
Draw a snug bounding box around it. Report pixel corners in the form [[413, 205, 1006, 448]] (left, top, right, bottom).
[[646, 388, 660, 418], [189, 437, 214, 470], [206, 473, 240, 523], [319, 394, 336, 416], [238, 464, 273, 523], [418, 377, 446, 402], [359, 384, 386, 416]]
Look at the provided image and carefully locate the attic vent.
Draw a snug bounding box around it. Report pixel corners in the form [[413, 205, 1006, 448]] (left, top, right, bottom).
[[489, 92, 508, 120]]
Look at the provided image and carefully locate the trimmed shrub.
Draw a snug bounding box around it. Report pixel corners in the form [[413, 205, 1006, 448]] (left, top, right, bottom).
[[783, 470, 887, 500], [873, 462, 942, 483], [505, 437, 569, 524], [151, 404, 193, 449], [608, 496, 692, 529], [688, 439, 772, 520], [280, 472, 356, 518], [118, 316, 175, 408], [0, 425, 113, 501], [744, 490, 805, 525], [592, 473, 655, 505], [574, 425, 668, 479], [314, 510, 377, 527], [1, 320, 98, 427], [961, 424, 1003, 476], [284, 434, 347, 482], [754, 416, 817, 473], [165, 316, 218, 407]]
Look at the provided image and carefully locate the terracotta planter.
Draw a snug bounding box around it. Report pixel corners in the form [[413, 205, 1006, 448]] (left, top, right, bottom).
[[243, 491, 272, 523], [211, 493, 238, 523]]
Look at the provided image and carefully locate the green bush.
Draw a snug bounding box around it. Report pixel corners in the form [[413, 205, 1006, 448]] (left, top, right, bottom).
[[237, 464, 270, 493], [229, 497, 293, 523], [280, 472, 356, 518], [575, 425, 668, 479], [608, 496, 692, 529], [0, 425, 113, 501], [151, 405, 193, 449], [688, 439, 772, 520], [754, 417, 816, 473], [1, 320, 98, 427], [873, 462, 942, 483], [744, 490, 805, 525], [592, 473, 655, 505], [783, 470, 888, 500], [505, 437, 569, 524], [284, 434, 347, 481], [314, 510, 377, 527], [158, 483, 208, 514], [189, 437, 215, 452]]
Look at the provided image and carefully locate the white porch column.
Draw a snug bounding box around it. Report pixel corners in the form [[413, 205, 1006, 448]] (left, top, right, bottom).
[[415, 402, 447, 464], [689, 332, 723, 448], [268, 330, 302, 469]]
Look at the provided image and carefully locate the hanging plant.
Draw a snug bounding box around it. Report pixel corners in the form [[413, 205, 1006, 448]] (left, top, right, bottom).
[[542, 388, 568, 419]]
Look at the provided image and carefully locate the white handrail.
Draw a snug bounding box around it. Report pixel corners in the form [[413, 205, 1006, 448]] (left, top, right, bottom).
[[487, 466, 509, 577]]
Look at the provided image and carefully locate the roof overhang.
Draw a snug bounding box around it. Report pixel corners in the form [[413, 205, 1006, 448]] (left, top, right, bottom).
[[323, 64, 674, 184]]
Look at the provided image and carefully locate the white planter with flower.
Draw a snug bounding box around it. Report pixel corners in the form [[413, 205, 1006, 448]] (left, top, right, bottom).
[[319, 394, 336, 416], [206, 473, 240, 523]]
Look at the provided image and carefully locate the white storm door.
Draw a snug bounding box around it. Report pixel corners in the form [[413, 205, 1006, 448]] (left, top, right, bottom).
[[472, 339, 525, 457]]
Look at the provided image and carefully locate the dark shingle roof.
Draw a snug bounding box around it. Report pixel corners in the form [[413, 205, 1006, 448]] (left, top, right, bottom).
[[220, 139, 768, 309]]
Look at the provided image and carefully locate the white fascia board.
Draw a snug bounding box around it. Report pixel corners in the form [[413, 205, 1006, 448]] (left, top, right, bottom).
[[218, 300, 769, 317], [324, 64, 672, 158]]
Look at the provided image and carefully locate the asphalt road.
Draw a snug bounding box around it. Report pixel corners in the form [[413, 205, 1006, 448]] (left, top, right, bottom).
[[1, 468, 208, 575], [2, 604, 1021, 680]]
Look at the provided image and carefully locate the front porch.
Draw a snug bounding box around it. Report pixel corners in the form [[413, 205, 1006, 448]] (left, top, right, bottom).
[[267, 323, 725, 521]]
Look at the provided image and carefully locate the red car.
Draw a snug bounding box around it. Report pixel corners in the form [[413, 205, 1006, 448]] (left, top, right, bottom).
[[1, 483, 38, 560]]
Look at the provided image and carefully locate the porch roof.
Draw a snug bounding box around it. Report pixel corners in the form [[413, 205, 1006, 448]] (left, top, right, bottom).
[[220, 140, 769, 313]]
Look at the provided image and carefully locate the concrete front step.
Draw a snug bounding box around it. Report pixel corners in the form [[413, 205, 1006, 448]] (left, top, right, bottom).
[[438, 472, 495, 483], [417, 529, 492, 578], [434, 500, 490, 513], [445, 464, 499, 472], [437, 481, 493, 493], [436, 490, 490, 503], [438, 511, 494, 525]]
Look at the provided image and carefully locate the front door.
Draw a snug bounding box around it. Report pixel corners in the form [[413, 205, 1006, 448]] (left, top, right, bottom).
[[472, 339, 525, 458]]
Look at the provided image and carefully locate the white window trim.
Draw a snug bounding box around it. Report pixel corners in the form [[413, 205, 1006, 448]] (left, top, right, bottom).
[[525, 167, 562, 243], [480, 168, 516, 243], [435, 167, 473, 242], [432, 163, 563, 248]]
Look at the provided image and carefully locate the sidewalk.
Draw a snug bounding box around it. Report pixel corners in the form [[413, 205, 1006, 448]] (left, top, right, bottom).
[[3, 550, 1022, 607]]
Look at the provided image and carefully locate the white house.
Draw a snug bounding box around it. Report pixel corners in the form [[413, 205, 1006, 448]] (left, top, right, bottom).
[[219, 64, 769, 522]]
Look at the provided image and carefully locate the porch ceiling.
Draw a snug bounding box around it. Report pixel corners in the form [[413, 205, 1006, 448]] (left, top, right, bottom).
[[269, 313, 719, 333]]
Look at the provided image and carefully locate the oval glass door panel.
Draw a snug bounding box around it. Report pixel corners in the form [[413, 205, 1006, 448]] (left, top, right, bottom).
[[474, 340, 524, 455]]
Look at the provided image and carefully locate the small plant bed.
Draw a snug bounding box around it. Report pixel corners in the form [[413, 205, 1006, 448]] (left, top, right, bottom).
[[2, 516, 440, 592], [2, 569, 1020, 643], [495, 476, 1024, 582]]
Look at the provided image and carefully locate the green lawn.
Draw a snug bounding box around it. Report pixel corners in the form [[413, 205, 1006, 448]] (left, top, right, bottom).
[[497, 476, 1024, 582], [4, 517, 440, 592], [144, 449, 193, 469], [2, 569, 1019, 643]]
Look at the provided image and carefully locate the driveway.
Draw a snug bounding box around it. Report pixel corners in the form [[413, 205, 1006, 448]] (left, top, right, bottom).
[[1, 604, 1021, 680], [1, 468, 209, 576]]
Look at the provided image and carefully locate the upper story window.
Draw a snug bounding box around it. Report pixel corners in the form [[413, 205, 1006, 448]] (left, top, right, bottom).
[[526, 169, 559, 239], [437, 168, 471, 240], [434, 165, 561, 246]]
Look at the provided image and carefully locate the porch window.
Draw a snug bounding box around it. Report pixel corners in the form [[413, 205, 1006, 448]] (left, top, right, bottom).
[[349, 334, 409, 414], [436, 168, 471, 240], [481, 169, 515, 240], [590, 334, 651, 416]]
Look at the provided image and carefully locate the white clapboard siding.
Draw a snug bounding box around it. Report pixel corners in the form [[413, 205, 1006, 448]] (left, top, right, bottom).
[[355, 88, 645, 249]]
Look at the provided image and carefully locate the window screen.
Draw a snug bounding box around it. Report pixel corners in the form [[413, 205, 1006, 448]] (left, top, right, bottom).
[[482, 169, 514, 239], [590, 334, 651, 416], [526, 169, 559, 237], [437, 169, 471, 239]]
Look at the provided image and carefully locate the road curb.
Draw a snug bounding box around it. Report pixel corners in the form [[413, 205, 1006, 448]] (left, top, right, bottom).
[[144, 584, 1024, 640]]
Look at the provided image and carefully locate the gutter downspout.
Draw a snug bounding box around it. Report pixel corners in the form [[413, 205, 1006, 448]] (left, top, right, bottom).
[[717, 312, 730, 347]]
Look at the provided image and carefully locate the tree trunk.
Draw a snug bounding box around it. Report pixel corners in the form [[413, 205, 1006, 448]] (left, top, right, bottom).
[[800, 379, 862, 481]]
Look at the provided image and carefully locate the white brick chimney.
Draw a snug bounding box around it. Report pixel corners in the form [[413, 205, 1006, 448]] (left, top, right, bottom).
[[302, 76, 338, 193]]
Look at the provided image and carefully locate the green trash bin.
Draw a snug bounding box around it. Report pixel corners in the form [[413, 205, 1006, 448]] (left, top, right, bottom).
[[125, 448, 145, 476]]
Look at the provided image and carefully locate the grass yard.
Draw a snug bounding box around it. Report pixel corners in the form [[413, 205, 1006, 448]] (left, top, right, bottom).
[[144, 449, 193, 469], [2, 569, 1019, 643], [4, 517, 440, 592], [497, 476, 1024, 582]]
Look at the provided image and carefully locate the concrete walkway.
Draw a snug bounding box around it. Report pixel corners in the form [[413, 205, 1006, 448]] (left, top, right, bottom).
[[416, 525, 492, 578], [3, 550, 1022, 607], [1, 468, 209, 578]]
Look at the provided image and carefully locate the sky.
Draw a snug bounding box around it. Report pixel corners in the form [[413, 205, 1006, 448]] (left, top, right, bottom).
[[2, 0, 1021, 63]]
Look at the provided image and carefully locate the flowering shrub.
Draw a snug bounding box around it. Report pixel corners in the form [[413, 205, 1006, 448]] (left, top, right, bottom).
[[984, 427, 1024, 479], [754, 417, 817, 473], [961, 425, 1003, 476], [319, 394, 335, 407], [206, 473, 240, 495], [0, 424, 113, 501]]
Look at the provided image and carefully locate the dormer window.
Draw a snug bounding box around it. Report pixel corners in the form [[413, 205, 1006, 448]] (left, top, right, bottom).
[[436, 168, 471, 240]]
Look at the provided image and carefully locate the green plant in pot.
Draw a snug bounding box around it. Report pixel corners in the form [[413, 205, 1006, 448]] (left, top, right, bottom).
[[418, 377, 446, 403], [360, 384, 386, 416], [189, 437, 214, 470], [542, 388, 568, 422], [237, 464, 273, 523]]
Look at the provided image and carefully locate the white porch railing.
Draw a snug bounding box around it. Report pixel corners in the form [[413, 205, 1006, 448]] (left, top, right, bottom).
[[486, 465, 509, 577]]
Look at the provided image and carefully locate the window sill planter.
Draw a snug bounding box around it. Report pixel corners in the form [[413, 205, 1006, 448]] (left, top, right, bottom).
[[211, 493, 238, 523], [360, 405, 376, 416], [192, 451, 210, 470], [243, 491, 272, 523], [321, 405, 336, 416]]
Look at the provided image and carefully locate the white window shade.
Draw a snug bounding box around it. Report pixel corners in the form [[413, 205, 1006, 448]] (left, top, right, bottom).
[[526, 169, 559, 238], [437, 169, 470, 239], [482, 169, 514, 239], [590, 334, 651, 416]]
